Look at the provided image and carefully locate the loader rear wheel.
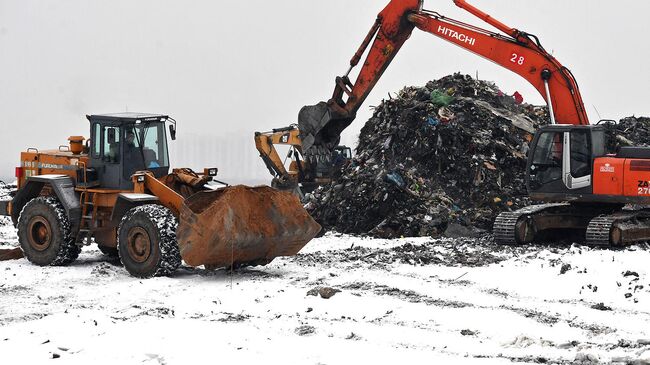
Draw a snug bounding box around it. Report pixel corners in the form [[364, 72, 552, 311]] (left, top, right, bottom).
[[17, 196, 81, 266], [117, 205, 181, 278]]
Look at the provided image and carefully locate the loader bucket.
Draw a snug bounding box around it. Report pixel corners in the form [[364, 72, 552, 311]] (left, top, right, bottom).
[[175, 185, 321, 268]]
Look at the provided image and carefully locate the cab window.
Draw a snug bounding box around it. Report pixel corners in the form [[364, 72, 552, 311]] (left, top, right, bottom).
[[92, 123, 101, 158], [570, 130, 591, 178], [142, 123, 169, 168], [530, 131, 563, 185], [103, 126, 121, 163], [122, 123, 169, 180]]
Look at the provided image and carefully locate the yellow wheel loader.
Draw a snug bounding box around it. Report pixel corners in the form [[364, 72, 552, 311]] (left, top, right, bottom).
[[0, 113, 320, 278]]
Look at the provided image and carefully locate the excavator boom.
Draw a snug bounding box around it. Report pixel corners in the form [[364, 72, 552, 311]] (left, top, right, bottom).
[[298, 0, 589, 159]]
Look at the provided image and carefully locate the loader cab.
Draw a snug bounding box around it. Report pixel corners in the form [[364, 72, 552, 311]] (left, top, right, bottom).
[[87, 113, 171, 189], [526, 125, 607, 200]]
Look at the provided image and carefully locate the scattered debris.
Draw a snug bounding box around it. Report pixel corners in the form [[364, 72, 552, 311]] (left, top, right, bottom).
[[91, 263, 118, 277], [295, 236, 514, 268], [217, 313, 249, 322], [318, 287, 341, 299], [345, 332, 362, 340], [307, 286, 341, 299], [557, 340, 580, 349], [590, 303, 612, 311], [560, 263, 572, 275], [461, 329, 477, 336], [623, 271, 640, 278], [574, 352, 601, 364], [294, 325, 315, 336]]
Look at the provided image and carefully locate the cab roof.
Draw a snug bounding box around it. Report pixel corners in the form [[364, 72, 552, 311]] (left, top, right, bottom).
[[86, 113, 169, 124]]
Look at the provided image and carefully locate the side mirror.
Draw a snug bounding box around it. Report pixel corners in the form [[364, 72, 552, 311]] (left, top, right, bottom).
[[169, 124, 176, 141], [107, 128, 116, 144]]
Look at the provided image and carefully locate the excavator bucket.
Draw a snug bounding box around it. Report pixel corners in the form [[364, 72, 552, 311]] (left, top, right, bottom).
[[298, 102, 353, 153], [175, 185, 321, 268]]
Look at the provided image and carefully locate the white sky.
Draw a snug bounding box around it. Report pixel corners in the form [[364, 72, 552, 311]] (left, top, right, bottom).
[[1, 0, 649, 183]]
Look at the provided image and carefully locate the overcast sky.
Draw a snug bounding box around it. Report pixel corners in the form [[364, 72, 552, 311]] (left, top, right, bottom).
[[1, 0, 649, 183]]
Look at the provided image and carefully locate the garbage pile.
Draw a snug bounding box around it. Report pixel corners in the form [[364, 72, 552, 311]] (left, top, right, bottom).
[[603, 116, 650, 151], [305, 73, 548, 238]]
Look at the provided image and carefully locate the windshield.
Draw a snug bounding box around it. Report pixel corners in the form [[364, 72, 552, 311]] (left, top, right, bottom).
[[529, 131, 563, 187], [123, 122, 169, 180]]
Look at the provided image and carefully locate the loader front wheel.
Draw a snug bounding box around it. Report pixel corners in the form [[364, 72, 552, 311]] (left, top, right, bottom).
[[117, 205, 181, 278], [17, 196, 81, 266]]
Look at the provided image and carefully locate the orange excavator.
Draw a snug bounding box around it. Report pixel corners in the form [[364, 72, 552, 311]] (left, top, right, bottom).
[[287, 0, 650, 246]]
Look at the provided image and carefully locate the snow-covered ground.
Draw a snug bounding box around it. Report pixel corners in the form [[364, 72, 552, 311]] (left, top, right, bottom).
[[1, 215, 650, 364]]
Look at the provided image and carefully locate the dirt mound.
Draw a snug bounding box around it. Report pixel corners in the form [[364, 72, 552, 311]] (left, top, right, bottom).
[[305, 74, 548, 238]]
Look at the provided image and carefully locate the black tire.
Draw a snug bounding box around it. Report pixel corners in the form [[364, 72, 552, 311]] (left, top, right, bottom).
[[17, 196, 81, 266], [117, 204, 181, 278], [98, 245, 119, 258]]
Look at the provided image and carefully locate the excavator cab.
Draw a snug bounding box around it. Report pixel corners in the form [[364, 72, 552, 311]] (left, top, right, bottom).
[[526, 125, 607, 200]]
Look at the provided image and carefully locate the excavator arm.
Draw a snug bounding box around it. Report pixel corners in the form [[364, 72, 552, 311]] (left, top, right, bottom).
[[298, 0, 589, 159], [254, 126, 307, 188]]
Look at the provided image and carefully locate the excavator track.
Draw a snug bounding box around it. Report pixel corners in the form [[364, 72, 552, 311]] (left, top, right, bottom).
[[586, 210, 650, 246], [494, 203, 570, 245], [585, 216, 618, 246]]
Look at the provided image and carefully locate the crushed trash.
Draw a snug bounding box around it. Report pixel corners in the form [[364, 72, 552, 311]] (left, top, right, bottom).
[[305, 74, 548, 238]]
